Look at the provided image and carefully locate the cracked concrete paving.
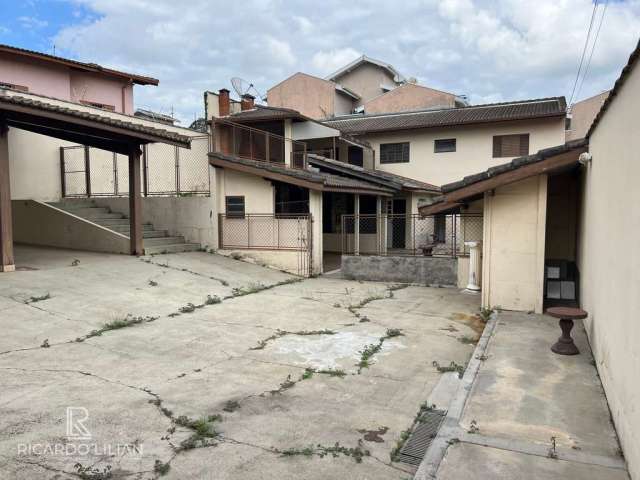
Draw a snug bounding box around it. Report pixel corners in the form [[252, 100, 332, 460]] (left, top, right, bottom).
[[0, 245, 481, 479]]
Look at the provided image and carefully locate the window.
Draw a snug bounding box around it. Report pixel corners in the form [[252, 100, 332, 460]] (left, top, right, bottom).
[[434, 138, 456, 153], [493, 134, 529, 158], [0, 81, 28, 92], [225, 196, 245, 217], [380, 142, 410, 164], [80, 100, 116, 111]]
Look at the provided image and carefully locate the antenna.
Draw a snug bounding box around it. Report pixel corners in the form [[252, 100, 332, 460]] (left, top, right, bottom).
[[230, 77, 263, 102]]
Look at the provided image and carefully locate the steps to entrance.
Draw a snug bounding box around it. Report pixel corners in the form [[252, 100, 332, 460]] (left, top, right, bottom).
[[48, 200, 201, 254]]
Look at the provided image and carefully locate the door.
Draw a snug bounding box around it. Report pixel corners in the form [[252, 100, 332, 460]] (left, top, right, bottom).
[[348, 146, 364, 167]]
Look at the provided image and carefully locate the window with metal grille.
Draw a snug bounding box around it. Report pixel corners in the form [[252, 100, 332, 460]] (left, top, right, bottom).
[[225, 196, 245, 217], [434, 138, 456, 153], [493, 134, 529, 157], [380, 142, 410, 164]]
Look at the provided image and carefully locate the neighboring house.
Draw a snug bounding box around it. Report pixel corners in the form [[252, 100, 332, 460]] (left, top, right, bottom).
[[324, 98, 568, 186], [267, 55, 463, 119], [565, 90, 609, 141], [0, 43, 158, 114], [420, 39, 640, 479], [134, 108, 179, 125]]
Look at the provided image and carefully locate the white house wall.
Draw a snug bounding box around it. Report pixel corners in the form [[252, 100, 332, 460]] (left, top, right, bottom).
[[578, 58, 640, 479]]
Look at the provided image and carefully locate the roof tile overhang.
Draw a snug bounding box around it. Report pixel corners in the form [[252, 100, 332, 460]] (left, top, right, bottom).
[[307, 154, 439, 193], [0, 44, 159, 85], [0, 89, 191, 154], [419, 139, 588, 216], [209, 152, 394, 196], [323, 97, 567, 135]]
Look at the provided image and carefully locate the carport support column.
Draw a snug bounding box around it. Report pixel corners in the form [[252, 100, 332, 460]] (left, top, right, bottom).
[[128, 145, 143, 256], [354, 194, 360, 255], [0, 124, 14, 272]]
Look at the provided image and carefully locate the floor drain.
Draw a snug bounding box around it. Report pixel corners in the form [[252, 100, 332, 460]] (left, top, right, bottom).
[[396, 409, 446, 466]]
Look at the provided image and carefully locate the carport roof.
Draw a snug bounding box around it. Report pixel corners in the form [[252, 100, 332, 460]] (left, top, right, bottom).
[[0, 88, 192, 153], [419, 138, 588, 215]]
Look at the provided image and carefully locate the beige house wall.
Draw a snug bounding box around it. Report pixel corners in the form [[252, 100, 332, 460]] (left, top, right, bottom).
[[481, 175, 547, 313], [566, 91, 609, 141], [361, 117, 566, 186], [364, 83, 456, 115], [578, 63, 640, 480], [267, 73, 336, 120], [333, 63, 397, 108]]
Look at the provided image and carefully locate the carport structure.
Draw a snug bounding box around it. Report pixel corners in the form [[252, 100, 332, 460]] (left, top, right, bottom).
[[0, 89, 191, 272]]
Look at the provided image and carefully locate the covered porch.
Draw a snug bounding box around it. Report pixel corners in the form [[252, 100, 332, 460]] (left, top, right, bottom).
[[0, 89, 191, 272]]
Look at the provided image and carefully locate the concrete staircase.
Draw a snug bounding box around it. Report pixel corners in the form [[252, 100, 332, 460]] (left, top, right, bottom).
[[48, 200, 201, 254]]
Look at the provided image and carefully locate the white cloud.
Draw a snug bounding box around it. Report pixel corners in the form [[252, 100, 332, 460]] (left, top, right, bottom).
[[51, 0, 640, 124], [311, 48, 361, 75], [18, 16, 48, 29]]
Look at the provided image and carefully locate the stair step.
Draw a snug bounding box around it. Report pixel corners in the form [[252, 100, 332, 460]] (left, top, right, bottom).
[[106, 223, 155, 231], [59, 206, 111, 215], [143, 236, 186, 246], [94, 218, 138, 226], [50, 200, 97, 209], [144, 243, 201, 255]]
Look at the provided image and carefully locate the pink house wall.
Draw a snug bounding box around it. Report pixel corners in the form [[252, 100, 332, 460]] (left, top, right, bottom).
[[0, 53, 134, 114]]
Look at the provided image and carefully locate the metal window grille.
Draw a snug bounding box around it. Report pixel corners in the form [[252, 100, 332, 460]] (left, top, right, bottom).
[[380, 142, 410, 164]]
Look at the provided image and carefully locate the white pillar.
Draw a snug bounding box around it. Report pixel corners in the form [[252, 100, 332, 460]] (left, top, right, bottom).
[[376, 196, 382, 255], [283, 119, 293, 167], [354, 194, 360, 255], [465, 241, 481, 292]]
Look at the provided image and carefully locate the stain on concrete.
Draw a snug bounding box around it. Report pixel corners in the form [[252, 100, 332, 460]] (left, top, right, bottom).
[[358, 426, 389, 443]]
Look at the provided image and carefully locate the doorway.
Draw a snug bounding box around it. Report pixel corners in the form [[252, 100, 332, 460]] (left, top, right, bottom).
[[388, 197, 407, 249]]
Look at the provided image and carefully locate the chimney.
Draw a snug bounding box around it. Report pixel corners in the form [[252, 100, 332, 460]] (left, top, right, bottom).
[[218, 88, 230, 117], [241, 94, 255, 111]]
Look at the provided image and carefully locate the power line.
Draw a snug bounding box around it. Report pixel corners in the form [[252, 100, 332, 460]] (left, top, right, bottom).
[[568, 1, 599, 106], [575, 0, 609, 102]]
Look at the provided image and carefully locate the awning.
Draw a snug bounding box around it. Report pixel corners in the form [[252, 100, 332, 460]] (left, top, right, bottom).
[[420, 139, 588, 216]]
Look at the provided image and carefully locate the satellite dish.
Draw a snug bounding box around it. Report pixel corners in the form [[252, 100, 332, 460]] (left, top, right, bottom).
[[230, 77, 263, 101]]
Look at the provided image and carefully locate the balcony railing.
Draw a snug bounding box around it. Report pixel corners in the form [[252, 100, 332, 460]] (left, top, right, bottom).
[[211, 119, 307, 169]]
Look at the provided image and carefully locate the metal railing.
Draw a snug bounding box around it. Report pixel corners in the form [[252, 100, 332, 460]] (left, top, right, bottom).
[[211, 119, 307, 169], [218, 213, 313, 276], [60, 135, 210, 197], [341, 213, 483, 257]]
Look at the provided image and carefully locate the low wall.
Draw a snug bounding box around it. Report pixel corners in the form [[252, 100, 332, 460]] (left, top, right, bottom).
[[342, 255, 458, 285], [97, 196, 216, 249], [218, 249, 307, 277], [12, 200, 129, 253]]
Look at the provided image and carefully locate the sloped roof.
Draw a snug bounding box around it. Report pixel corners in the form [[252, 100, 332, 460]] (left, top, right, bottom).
[[324, 97, 567, 134], [587, 38, 640, 138], [307, 154, 439, 193], [209, 152, 394, 195], [228, 105, 308, 122], [325, 55, 405, 83], [419, 139, 588, 215], [0, 88, 191, 147], [0, 43, 158, 85]]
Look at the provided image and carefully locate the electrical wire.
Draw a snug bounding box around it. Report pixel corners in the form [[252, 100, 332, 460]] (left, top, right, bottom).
[[574, 0, 609, 102], [568, 1, 600, 106]]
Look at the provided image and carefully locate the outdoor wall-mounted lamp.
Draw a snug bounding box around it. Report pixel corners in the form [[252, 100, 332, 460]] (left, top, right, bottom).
[[578, 152, 593, 165]]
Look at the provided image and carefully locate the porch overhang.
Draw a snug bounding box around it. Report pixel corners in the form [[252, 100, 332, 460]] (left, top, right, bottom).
[[209, 152, 393, 197], [0, 89, 193, 271], [420, 139, 588, 216]]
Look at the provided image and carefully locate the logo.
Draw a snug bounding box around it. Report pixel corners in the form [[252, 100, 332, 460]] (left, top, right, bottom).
[[66, 407, 91, 440]]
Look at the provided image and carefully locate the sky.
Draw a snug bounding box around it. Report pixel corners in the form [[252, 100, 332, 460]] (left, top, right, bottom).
[[1, 0, 639, 125]]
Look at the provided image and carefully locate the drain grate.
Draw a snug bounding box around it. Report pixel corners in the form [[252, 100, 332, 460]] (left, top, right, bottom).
[[396, 409, 446, 466]]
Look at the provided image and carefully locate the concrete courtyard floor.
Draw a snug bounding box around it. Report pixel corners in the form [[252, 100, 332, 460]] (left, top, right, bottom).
[[419, 311, 630, 480], [0, 245, 483, 480]]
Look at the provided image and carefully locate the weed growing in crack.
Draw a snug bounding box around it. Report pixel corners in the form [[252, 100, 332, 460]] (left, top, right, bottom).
[[249, 329, 336, 351], [390, 401, 438, 462], [277, 441, 370, 463], [154, 460, 170, 476], [316, 368, 347, 378], [356, 328, 404, 372], [301, 368, 314, 380], [268, 375, 297, 395], [457, 335, 478, 345], [40, 339, 50, 348], [205, 295, 221, 305], [26, 293, 51, 304], [432, 360, 465, 379], [175, 414, 222, 451], [468, 420, 480, 434], [231, 283, 266, 297], [222, 400, 240, 413], [148, 280, 158, 287], [71, 259, 80, 267], [76, 315, 159, 341], [548, 436, 558, 459], [73, 463, 112, 479], [179, 303, 200, 313]]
